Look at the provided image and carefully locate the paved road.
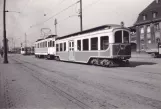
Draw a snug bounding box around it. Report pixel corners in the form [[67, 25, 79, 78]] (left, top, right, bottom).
[[0, 54, 161, 109]]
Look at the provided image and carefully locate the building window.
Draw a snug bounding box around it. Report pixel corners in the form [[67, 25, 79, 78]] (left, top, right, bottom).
[[83, 39, 89, 51], [143, 15, 147, 20], [154, 23, 160, 31], [148, 39, 152, 44], [91, 37, 98, 50], [100, 36, 109, 50], [147, 25, 151, 33], [153, 12, 157, 18], [140, 27, 144, 34], [77, 40, 81, 51]]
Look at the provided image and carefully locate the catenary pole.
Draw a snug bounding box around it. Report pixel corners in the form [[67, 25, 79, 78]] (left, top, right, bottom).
[[54, 19, 57, 36], [3, 0, 8, 63], [80, 0, 83, 31]]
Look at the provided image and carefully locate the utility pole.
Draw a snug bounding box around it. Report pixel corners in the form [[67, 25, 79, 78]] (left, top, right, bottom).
[[79, 0, 83, 32], [25, 33, 27, 53], [3, 0, 8, 63], [54, 19, 57, 36]]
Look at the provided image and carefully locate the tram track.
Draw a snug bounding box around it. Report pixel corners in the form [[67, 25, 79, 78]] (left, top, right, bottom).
[[11, 58, 92, 109], [10, 56, 161, 109]]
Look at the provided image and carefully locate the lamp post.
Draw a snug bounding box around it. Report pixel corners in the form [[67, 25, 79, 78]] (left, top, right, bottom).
[[3, 0, 8, 63]]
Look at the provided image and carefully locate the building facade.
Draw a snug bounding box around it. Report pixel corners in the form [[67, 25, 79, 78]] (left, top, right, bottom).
[[134, 0, 161, 52]]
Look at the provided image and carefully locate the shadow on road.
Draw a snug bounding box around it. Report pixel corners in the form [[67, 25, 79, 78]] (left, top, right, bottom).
[[129, 61, 157, 67]]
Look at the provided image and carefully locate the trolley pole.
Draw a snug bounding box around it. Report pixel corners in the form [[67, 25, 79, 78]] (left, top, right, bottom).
[[3, 0, 8, 63], [80, 0, 83, 32], [54, 19, 57, 36]]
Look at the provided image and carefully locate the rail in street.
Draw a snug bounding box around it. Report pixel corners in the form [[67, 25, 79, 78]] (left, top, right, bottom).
[[0, 54, 161, 109]]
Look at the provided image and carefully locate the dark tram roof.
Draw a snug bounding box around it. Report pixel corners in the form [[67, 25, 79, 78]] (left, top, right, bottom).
[[36, 35, 56, 42], [36, 38, 44, 42], [45, 35, 57, 39], [56, 24, 122, 40]]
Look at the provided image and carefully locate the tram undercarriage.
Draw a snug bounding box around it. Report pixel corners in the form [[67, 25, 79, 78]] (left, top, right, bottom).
[[89, 58, 130, 67]]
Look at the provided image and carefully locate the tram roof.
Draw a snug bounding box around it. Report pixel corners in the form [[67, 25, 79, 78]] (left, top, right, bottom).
[[36, 39, 43, 42], [56, 24, 122, 40], [45, 35, 57, 39], [36, 35, 56, 42]]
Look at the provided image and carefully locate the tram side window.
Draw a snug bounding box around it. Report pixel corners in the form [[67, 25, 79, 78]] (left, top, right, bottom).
[[64, 42, 66, 51], [53, 41, 55, 47], [60, 43, 63, 51], [115, 31, 122, 43], [123, 31, 129, 43], [56, 44, 59, 52], [50, 41, 52, 47], [91, 37, 98, 50], [77, 40, 81, 51], [48, 42, 49, 47], [101, 36, 109, 50], [83, 39, 89, 51]]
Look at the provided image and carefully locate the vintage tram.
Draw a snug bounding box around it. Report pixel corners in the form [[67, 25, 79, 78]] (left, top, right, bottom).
[[34, 35, 56, 59], [34, 24, 131, 67]]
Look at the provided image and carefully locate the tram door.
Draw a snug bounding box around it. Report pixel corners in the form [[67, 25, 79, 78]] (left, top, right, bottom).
[[68, 41, 75, 61]]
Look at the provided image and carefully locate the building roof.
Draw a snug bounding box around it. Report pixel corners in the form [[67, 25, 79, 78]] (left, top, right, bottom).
[[135, 0, 161, 26], [56, 24, 122, 40]]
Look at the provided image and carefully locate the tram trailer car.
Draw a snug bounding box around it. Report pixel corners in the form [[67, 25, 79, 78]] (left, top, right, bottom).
[[55, 24, 131, 67], [34, 35, 56, 59], [145, 42, 161, 58], [21, 47, 33, 55]]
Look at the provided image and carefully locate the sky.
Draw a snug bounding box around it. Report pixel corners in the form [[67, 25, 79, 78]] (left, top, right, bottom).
[[0, 0, 153, 48]]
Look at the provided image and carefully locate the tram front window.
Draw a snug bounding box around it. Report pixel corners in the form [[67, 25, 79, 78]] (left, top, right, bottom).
[[115, 31, 122, 43], [123, 31, 129, 43]]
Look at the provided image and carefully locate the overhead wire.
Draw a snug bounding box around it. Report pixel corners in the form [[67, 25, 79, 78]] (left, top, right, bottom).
[[45, 0, 68, 15], [21, 0, 33, 14], [55, 0, 103, 25], [10, 0, 33, 39], [31, 1, 80, 28], [58, 14, 79, 24], [83, 0, 102, 11]]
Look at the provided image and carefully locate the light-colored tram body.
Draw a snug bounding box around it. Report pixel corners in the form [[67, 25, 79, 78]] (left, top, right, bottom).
[[20, 47, 26, 55], [21, 47, 33, 55], [34, 35, 56, 59], [55, 25, 131, 66]]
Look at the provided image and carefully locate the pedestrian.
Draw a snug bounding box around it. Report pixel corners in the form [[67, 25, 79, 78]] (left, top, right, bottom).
[[0, 49, 3, 57]]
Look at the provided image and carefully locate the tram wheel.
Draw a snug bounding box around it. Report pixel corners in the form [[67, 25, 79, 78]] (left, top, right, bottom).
[[151, 53, 157, 58], [100, 59, 110, 67], [55, 56, 60, 61], [90, 59, 99, 66]]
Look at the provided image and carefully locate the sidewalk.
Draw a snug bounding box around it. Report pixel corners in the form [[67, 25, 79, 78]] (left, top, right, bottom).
[[131, 52, 151, 58]]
